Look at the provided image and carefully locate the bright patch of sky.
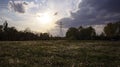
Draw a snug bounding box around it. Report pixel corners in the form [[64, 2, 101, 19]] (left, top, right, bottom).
[[0, 0, 82, 36]]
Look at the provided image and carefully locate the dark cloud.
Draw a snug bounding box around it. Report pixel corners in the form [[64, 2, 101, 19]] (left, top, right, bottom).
[[23, 2, 28, 5], [59, 0, 120, 28], [8, 1, 28, 13]]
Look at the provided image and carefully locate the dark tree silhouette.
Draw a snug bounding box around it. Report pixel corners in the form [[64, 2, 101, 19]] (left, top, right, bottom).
[[0, 20, 120, 41], [0, 25, 2, 32], [66, 26, 96, 40], [3, 20, 8, 32], [104, 21, 120, 40], [0, 20, 50, 41], [78, 26, 96, 40], [66, 27, 79, 40]]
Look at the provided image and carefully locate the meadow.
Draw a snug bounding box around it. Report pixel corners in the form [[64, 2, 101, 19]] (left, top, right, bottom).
[[0, 40, 120, 67]]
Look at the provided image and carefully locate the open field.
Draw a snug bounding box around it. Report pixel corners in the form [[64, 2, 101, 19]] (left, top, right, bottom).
[[0, 40, 120, 67]]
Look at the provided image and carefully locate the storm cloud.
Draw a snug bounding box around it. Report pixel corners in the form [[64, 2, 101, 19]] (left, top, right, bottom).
[[8, 1, 28, 13], [59, 0, 120, 28]]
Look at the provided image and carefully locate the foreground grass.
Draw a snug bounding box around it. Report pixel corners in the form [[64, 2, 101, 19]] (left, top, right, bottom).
[[0, 40, 120, 67]]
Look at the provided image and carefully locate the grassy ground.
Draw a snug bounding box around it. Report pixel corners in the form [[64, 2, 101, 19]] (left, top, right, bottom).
[[0, 40, 120, 67]]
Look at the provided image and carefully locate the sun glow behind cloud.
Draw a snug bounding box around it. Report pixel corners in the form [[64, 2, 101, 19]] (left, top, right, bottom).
[[1, 0, 82, 35], [35, 11, 59, 33], [37, 13, 53, 24], [1, 0, 120, 36], [36, 12, 56, 24]]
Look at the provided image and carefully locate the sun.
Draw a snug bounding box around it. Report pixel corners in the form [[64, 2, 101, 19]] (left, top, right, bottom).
[[36, 12, 54, 25], [39, 13, 52, 24], [35, 11, 59, 32]]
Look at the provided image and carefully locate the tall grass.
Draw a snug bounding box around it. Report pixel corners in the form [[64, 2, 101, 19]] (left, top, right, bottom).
[[0, 41, 120, 67]]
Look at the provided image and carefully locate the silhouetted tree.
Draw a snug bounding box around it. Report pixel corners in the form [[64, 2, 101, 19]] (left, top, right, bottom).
[[78, 26, 96, 40], [0, 21, 51, 40], [0, 20, 120, 41], [24, 28, 31, 33], [104, 21, 120, 40], [66, 26, 96, 40], [78, 26, 83, 31], [40, 33, 50, 40], [0, 25, 3, 40], [3, 20, 8, 32], [99, 32, 106, 40], [0, 25, 2, 32], [66, 27, 79, 40]]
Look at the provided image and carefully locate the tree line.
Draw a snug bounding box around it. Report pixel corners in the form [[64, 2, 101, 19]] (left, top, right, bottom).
[[66, 21, 120, 40], [0, 20, 120, 41], [0, 21, 50, 41]]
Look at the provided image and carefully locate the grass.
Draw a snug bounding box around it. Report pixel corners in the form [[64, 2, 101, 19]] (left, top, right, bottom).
[[0, 40, 120, 67]]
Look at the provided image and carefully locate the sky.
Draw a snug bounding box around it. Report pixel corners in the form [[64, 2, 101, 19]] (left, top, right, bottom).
[[0, 0, 120, 36]]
